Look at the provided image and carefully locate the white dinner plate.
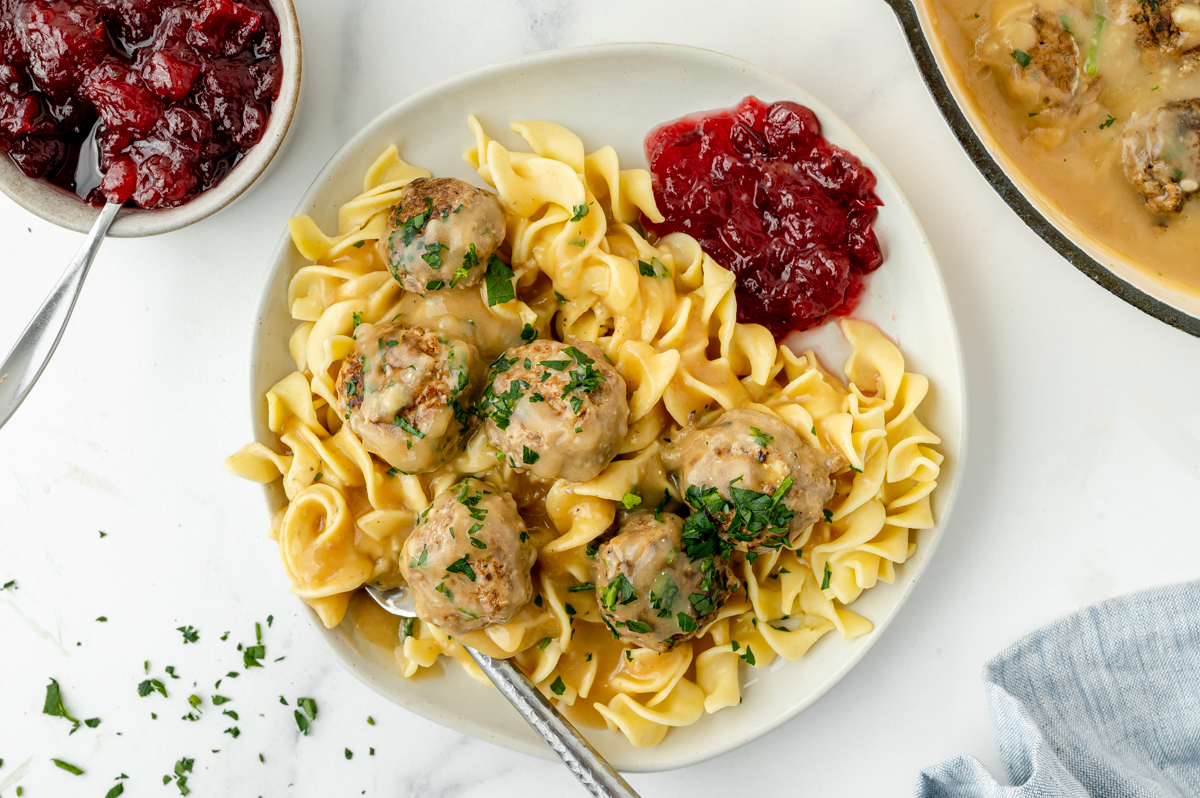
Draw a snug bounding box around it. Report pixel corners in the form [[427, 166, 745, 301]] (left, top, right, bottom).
[[247, 42, 968, 772]]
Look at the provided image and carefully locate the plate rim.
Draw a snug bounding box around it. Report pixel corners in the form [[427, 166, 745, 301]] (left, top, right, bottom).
[[246, 40, 970, 772]]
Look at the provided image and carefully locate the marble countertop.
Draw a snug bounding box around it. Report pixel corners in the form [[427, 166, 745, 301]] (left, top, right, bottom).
[[3, 1, 1200, 796]]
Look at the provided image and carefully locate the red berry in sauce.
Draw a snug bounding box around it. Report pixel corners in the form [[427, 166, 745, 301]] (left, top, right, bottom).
[[0, 0, 282, 209], [644, 96, 884, 338]]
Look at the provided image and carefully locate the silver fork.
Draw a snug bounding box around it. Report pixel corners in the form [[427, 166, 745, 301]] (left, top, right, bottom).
[[365, 585, 641, 797]]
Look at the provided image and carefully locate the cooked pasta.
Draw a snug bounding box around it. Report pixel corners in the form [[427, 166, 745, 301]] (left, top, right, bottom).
[[225, 116, 943, 748]]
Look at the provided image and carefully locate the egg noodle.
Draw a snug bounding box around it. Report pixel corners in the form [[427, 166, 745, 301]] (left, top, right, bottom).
[[225, 116, 943, 748]]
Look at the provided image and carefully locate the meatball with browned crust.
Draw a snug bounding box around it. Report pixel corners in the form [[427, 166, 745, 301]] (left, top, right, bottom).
[[1119, 0, 1200, 75], [979, 2, 1096, 115], [385, 177, 507, 295], [399, 478, 536, 635], [477, 340, 629, 483], [663, 408, 832, 554], [1122, 99, 1200, 213], [594, 511, 735, 652], [334, 323, 484, 474]]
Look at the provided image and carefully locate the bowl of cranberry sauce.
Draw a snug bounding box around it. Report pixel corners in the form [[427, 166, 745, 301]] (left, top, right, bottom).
[[0, 0, 300, 236], [644, 96, 884, 339]]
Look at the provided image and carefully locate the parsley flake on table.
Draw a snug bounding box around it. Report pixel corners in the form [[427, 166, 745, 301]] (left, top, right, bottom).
[[2, 580, 15, 590], [43, 678, 81, 733], [138, 678, 168, 698], [345, 748, 354, 759], [104, 784, 125, 798], [243, 644, 266, 669], [176, 625, 199, 644], [51, 758, 83, 775]]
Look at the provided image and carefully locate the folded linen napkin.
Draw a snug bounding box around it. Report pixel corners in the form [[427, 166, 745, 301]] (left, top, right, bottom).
[[914, 580, 1200, 798]]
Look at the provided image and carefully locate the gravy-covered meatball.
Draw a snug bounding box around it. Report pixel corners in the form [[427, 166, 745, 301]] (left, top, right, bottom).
[[477, 340, 629, 483], [594, 512, 734, 652], [385, 177, 506, 295], [1122, 99, 1200, 213], [977, 1, 1099, 136], [335, 323, 484, 474], [1120, 0, 1200, 75], [663, 408, 832, 554], [398, 478, 535, 635]]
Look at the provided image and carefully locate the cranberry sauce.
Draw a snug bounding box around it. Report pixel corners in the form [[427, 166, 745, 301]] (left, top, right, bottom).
[[644, 96, 884, 338], [0, 0, 281, 209]]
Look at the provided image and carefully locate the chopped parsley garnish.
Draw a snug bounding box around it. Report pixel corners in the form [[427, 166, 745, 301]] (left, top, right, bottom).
[[168, 757, 194, 795], [555, 291, 566, 305], [682, 476, 796, 555], [570, 203, 590, 222], [137, 678, 168, 698], [243, 645, 266, 669], [470, 536, 488, 550], [345, 748, 354, 760], [409, 546, 428, 569], [569, 237, 586, 247], [477, 377, 528, 430], [401, 618, 415, 640], [353, 240, 365, 248], [1011, 49, 1032, 67], [601, 574, 636, 609], [52, 758, 83, 775], [821, 562, 832, 590], [295, 697, 317, 735], [459, 607, 479, 619], [538, 636, 553, 651], [690, 592, 715, 616], [421, 241, 446, 269], [1099, 115, 1116, 130], [393, 415, 425, 438], [621, 492, 642, 510], [550, 676, 567, 695], [397, 197, 434, 246], [351, 310, 362, 330], [585, 541, 600, 558], [177, 625, 199, 644], [748, 427, 774, 447], [540, 358, 571, 371], [520, 323, 538, 342], [484, 255, 516, 306], [425, 280, 445, 291], [623, 620, 652, 634], [568, 582, 595, 593], [225, 725, 240, 739], [445, 556, 477, 581], [105, 784, 125, 798], [637, 258, 670, 279], [677, 613, 698, 633], [212, 695, 231, 705], [522, 446, 540, 465], [43, 679, 81, 733], [823, 508, 833, 523], [741, 645, 756, 666]]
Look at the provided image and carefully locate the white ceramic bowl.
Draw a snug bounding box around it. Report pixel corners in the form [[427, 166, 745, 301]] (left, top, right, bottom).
[[0, 0, 302, 238], [249, 43, 968, 772]]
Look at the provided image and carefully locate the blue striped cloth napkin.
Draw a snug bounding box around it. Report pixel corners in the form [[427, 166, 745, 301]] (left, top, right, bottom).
[[914, 580, 1200, 798]]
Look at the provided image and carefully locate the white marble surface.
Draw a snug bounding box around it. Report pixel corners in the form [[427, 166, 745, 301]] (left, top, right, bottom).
[[2, 1, 1200, 796]]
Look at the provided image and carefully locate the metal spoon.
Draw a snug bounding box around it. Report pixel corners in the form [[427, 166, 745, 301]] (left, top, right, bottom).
[[365, 585, 642, 797], [0, 202, 121, 430]]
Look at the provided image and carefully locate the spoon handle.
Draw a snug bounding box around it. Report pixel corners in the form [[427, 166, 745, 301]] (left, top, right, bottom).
[[0, 202, 120, 430], [466, 648, 642, 798]]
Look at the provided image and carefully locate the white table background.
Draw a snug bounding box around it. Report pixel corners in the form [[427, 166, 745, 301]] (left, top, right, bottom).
[[3, 1, 1199, 796]]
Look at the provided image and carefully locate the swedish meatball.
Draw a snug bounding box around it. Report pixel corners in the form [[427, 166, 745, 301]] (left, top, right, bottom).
[[1122, 99, 1200, 213], [385, 177, 506, 295], [335, 323, 484, 474], [663, 408, 832, 554], [594, 512, 734, 652], [477, 340, 629, 483], [1120, 0, 1200, 75], [978, 2, 1098, 124], [398, 478, 535, 635]]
